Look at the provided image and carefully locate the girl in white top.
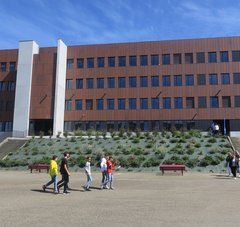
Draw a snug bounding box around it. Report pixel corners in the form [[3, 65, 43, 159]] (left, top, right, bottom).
[[100, 157, 108, 189], [84, 157, 92, 191]]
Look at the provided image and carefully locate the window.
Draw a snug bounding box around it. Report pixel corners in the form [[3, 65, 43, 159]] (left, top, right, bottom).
[[66, 79, 73, 89], [151, 76, 159, 87], [221, 73, 230, 85], [151, 98, 159, 109], [107, 99, 114, 110], [97, 78, 104, 88], [196, 52, 205, 63], [129, 56, 137, 66], [1, 62, 6, 72], [163, 75, 171, 86], [185, 53, 193, 64], [6, 101, 14, 111], [9, 62, 16, 72], [210, 96, 219, 108], [151, 55, 159, 65], [97, 57, 104, 67], [77, 58, 84, 68], [129, 98, 137, 109], [76, 79, 83, 89], [209, 74, 218, 85], [162, 54, 170, 65], [208, 52, 217, 63], [140, 76, 148, 87], [97, 99, 104, 110], [118, 99, 125, 110], [233, 73, 240, 84], [163, 97, 171, 109], [87, 58, 94, 68], [118, 77, 126, 88], [232, 51, 240, 62], [197, 74, 206, 85], [0, 101, 5, 111], [198, 97, 207, 108], [8, 81, 15, 91], [75, 99, 82, 110], [5, 122, 13, 132], [174, 75, 182, 86], [220, 51, 229, 62], [129, 77, 137, 87], [222, 96, 231, 108], [173, 54, 181, 64], [174, 97, 183, 109], [65, 100, 72, 110], [108, 77, 115, 88], [0, 82, 6, 91], [140, 98, 148, 109], [86, 78, 94, 89], [140, 55, 148, 66], [234, 96, 240, 107], [186, 97, 194, 108], [118, 56, 126, 67], [67, 59, 74, 69], [185, 74, 194, 86], [86, 99, 93, 110], [108, 57, 115, 67]]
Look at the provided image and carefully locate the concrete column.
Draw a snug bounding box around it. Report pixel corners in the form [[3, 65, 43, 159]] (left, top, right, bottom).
[[53, 39, 67, 136], [13, 41, 39, 137]]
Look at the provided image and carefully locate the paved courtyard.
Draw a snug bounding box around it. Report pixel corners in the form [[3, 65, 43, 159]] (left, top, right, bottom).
[[0, 170, 240, 227]]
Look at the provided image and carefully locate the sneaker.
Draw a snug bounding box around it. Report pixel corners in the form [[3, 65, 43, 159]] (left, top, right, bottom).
[[54, 191, 59, 194], [63, 191, 70, 194], [42, 185, 46, 192], [104, 185, 109, 189], [86, 188, 91, 191], [234, 177, 237, 180], [57, 186, 60, 194], [100, 185, 104, 190]]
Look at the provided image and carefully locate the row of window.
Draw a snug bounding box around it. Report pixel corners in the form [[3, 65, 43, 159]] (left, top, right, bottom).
[[0, 62, 16, 72], [65, 96, 239, 111], [67, 50, 240, 69], [0, 81, 15, 91], [0, 101, 14, 111], [0, 121, 13, 132], [66, 73, 240, 89]]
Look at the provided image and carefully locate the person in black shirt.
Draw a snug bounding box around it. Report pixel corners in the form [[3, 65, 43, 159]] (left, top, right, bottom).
[[57, 152, 71, 194]]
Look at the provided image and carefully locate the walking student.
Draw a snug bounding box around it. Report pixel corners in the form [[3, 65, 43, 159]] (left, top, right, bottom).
[[57, 152, 71, 194], [106, 156, 114, 190], [100, 155, 108, 189], [42, 155, 58, 194], [84, 157, 92, 191], [229, 153, 239, 179]]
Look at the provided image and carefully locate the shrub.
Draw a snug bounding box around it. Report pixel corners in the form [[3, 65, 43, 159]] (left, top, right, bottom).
[[163, 156, 185, 165], [186, 148, 194, 155], [39, 131, 44, 138], [86, 148, 92, 155], [208, 138, 217, 143], [159, 140, 166, 144], [118, 157, 129, 167], [189, 129, 201, 138], [57, 131, 61, 138], [132, 138, 140, 144], [47, 142, 53, 146], [186, 158, 199, 168], [63, 131, 69, 138], [0, 159, 28, 167], [70, 137, 76, 143], [170, 138, 178, 143], [142, 157, 160, 167], [194, 143, 201, 148], [133, 148, 143, 156], [205, 144, 212, 147], [172, 130, 181, 138], [198, 155, 220, 167], [145, 143, 153, 149], [178, 138, 186, 143], [128, 156, 142, 168], [223, 143, 232, 148], [74, 130, 84, 137]]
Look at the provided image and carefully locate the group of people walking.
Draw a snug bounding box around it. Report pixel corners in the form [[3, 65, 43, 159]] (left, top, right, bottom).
[[42, 152, 115, 194], [226, 151, 240, 179]]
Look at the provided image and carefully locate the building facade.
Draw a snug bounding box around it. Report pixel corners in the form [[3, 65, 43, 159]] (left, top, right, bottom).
[[1, 37, 240, 137]]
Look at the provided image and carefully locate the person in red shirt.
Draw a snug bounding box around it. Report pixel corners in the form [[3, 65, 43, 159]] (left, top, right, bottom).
[[106, 156, 115, 190]]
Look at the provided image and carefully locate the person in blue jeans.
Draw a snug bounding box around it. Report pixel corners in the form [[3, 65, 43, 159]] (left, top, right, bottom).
[[84, 157, 92, 191]]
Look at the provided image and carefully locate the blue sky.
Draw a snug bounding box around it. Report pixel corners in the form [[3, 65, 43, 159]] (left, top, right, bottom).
[[0, 0, 240, 49]]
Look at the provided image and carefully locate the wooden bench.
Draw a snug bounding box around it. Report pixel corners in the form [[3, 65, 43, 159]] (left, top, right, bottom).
[[28, 164, 49, 173], [159, 164, 186, 175]]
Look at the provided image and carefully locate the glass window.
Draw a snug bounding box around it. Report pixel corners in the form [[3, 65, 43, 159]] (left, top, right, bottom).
[[6, 101, 14, 111], [233, 73, 240, 84], [66, 79, 73, 89], [77, 58, 84, 68], [97, 57, 104, 67], [86, 99, 93, 110], [108, 57, 115, 67], [186, 97, 194, 108], [97, 99, 104, 110], [118, 77, 126, 88], [129, 98, 137, 109], [0, 82, 5, 91], [0, 101, 5, 111], [76, 79, 83, 89], [5, 122, 13, 132], [67, 59, 74, 69], [196, 52, 205, 63], [140, 76, 148, 87], [185, 74, 194, 86], [151, 55, 159, 65], [174, 97, 183, 109], [174, 75, 182, 86], [173, 54, 181, 64], [75, 99, 82, 110], [107, 99, 114, 110], [220, 51, 229, 62], [221, 73, 230, 85], [163, 75, 171, 86], [97, 78, 104, 88], [197, 74, 206, 85], [232, 51, 240, 62], [222, 96, 231, 108], [65, 100, 72, 110], [185, 53, 193, 64], [108, 77, 115, 88], [129, 77, 137, 87], [163, 97, 171, 109], [162, 54, 170, 65], [140, 55, 148, 66], [8, 81, 15, 91], [151, 76, 159, 87], [151, 98, 159, 109], [208, 52, 217, 63], [86, 78, 94, 89], [87, 58, 94, 68], [210, 96, 219, 108], [118, 56, 126, 67], [140, 98, 148, 109], [209, 74, 218, 85], [9, 62, 16, 72], [118, 99, 125, 110], [198, 96, 207, 108], [129, 56, 137, 66], [234, 96, 240, 107], [0, 62, 6, 72]]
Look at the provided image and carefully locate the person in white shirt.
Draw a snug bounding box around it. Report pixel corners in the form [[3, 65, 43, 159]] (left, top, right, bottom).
[[100, 156, 108, 189], [84, 157, 92, 191]]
